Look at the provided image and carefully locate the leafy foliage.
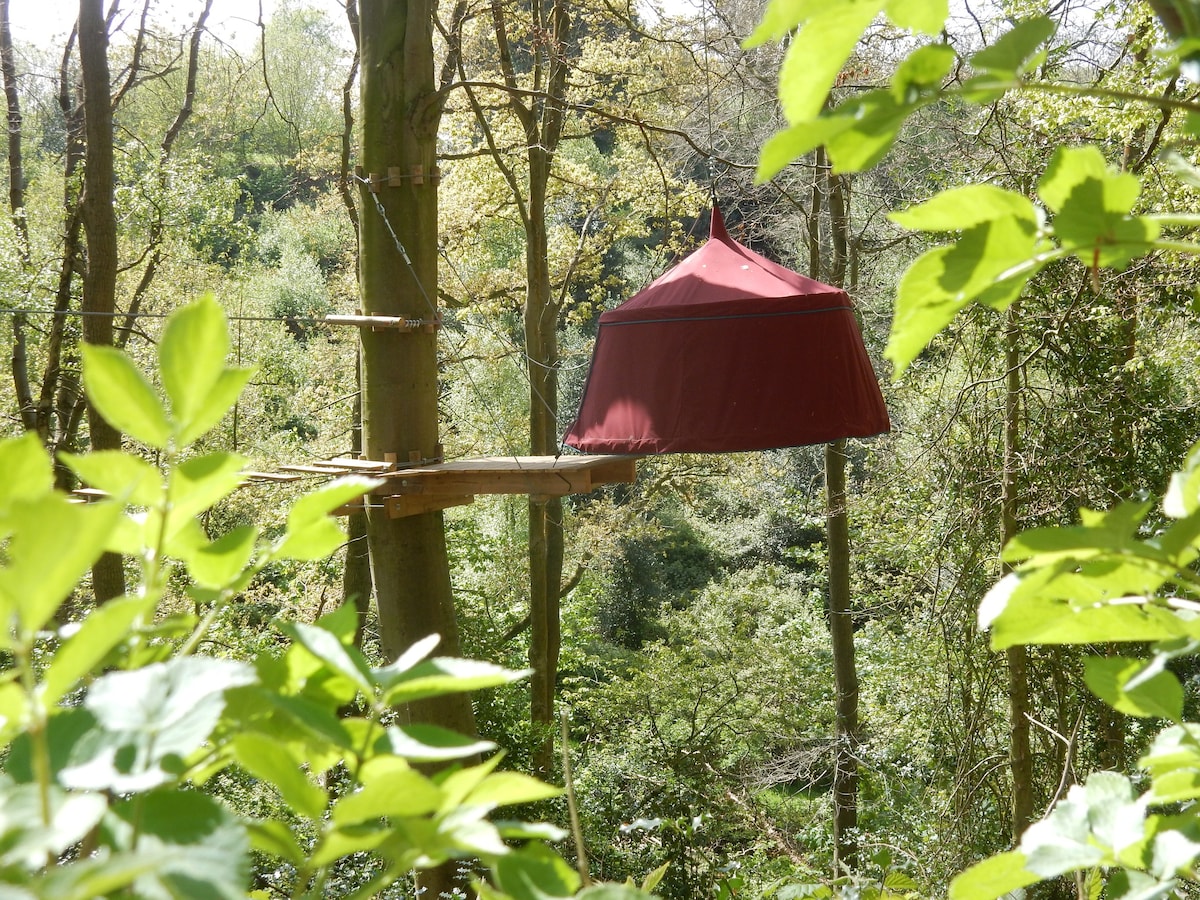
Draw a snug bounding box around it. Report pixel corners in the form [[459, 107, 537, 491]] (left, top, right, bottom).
[[0, 297, 654, 899], [751, 0, 1200, 893]]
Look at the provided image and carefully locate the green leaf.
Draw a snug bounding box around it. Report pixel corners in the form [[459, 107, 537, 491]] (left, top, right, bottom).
[[464, 771, 563, 809], [1019, 774, 1145, 878], [884, 0, 946, 33], [58, 451, 163, 508], [1084, 656, 1183, 721], [184, 525, 260, 590], [309, 824, 392, 868], [882, 870, 919, 891], [231, 733, 328, 819], [824, 91, 914, 172], [744, 0, 828, 45], [980, 568, 1200, 649], [63, 657, 255, 792], [493, 845, 582, 900], [331, 756, 442, 824], [278, 620, 374, 694], [1164, 442, 1200, 518], [381, 723, 496, 762], [1145, 769, 1200, 804], [642, 862, 670, 893], [0, 433, 53, 515], [0, 780, 108, 869], [756, 118, 854, 181], [0, 681, 27, 747], [80, 344, 171, 450], [159, 295, 230, 429], [380, 657, 531, 705], [969, 17, 1054, 75], [0, 495, 124, 640], [890, 184, 1039, 232], [776, 0, 887, 124], [168, 452, 248, 530], [890, 43, 955, 102], [1039, 146, 1159, 270], [885, 213, 1040, 376], [1147, 813, 1200, 878], [1141, 724, 1200, 779], [273, 477, 377, 561], [37, 850, 173, 900], [245, 819, 306, 865], [106, 789, 249, 900], [42, 593, 157, 708], [176, 366, 255, 448], [948, 852, 1038, 900]]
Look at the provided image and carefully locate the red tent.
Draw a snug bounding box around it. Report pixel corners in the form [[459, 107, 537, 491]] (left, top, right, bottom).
[[564, 207, 890, 454]]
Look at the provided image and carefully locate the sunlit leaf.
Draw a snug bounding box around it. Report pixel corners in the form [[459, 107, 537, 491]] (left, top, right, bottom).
[[231, 733, 328, 820], [159, 295, 230, 429], [58, 451, 163, 508], [969, 17, 1054, 75], [776, 0, 886, 124], [1084, 656, 1183, 721], [947, 851, 1038, 900], [80, 344, 171, 450]]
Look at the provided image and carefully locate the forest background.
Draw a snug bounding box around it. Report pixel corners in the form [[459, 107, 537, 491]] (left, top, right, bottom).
[[4, 0, 1200, 896]]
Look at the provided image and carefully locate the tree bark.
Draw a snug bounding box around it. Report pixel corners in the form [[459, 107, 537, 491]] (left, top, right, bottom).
[[1002, 301, 1034, 842], [1, 0, 35, 432], [78, 0, 125, 603], [462, 0, 572, 777], [826, 438, 859, 874], [358, 6, 474, 891], [820, 153, 860, 875]]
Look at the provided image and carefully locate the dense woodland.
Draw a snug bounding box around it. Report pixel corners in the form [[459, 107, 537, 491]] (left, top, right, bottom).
[[4, 0, 1200, 897]]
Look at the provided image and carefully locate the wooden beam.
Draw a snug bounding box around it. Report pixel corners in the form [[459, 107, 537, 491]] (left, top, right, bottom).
[[385, 494, 475, 518], [373, 455, 639, 498]]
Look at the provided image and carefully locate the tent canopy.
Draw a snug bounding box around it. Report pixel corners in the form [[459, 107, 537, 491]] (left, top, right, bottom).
[[564, 207, 890, 454]]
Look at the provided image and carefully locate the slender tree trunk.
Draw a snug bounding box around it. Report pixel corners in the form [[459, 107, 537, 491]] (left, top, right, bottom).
[[826, 438, 858, 873], [339, 3, 370, 648], [1, 0, 36, 432], [78, 0, 125, 602], [822, 156, 860, 874], [526, 145, 564, 777], [1002, 301, 1034, 841], [345, 359, 373, 647]]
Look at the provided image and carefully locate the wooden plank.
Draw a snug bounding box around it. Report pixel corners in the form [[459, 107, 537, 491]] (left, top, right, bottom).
[[386, 494, 475, 518], [324, 456, 395, 473], [373, 455, 639, 498], [241, 471, 304, 483], [280, 464, 353, 475]]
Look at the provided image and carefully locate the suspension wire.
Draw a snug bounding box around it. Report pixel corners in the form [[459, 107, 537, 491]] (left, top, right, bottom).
[[353, 173, 554, 468], [0, 307, 335, 324]]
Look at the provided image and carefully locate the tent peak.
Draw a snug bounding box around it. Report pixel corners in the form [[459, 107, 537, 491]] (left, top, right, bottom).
[[710, 204, 730, 243]]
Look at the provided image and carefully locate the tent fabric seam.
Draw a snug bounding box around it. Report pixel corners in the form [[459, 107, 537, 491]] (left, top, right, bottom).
[[600, 306, 855, 327]]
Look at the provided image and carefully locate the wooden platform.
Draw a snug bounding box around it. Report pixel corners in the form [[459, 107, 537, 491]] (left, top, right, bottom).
[[71, 455, 638, 518], [331, 455, 640, 518]]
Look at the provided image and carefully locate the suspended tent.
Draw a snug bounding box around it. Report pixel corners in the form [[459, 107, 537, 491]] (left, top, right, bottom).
[[564, 207, 890, 454]]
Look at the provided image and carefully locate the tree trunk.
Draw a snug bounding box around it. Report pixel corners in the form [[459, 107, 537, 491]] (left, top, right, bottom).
[[78, 0, 125, 603], [345, 358, 373, 648], [826, 438, 859, 874], [526, 144, 564, 777], [1, 0, 35, 433], [1002, 301, 1034, 842], [358, 6, 474, 894], [822, 158, 860, 874]]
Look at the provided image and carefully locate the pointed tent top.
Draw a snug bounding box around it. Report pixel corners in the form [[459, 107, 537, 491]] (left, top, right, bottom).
[[710, 204, 730, 242], [563, 203, 890, 454]]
